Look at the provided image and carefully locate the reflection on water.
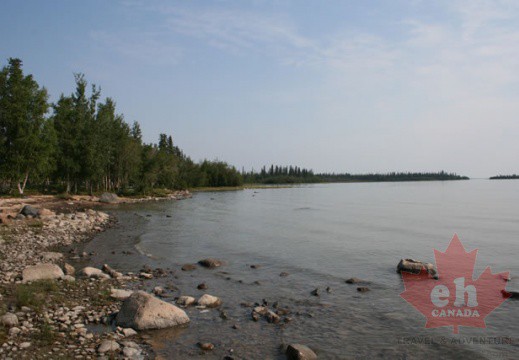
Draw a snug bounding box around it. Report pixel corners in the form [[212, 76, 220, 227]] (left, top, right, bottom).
[[89, 180, 519, 359]]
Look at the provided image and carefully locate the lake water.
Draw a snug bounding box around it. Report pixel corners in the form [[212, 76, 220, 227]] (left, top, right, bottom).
[[88, 180, 519, 359]]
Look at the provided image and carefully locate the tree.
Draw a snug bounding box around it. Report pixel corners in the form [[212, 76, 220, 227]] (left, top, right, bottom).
[[0, 58, 54, 194]]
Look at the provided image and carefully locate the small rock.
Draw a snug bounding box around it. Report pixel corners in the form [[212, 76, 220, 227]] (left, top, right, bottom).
[[41, 252, 63, 261], [98, 340, 120, 354], [345, 277, 370, 284], [153, 286, 164, 295], [123, 347, 141, 358], [177, 296, 196, 307], [122, 328, 138, 337], [81, 267, 110, 279], [397, 258, 437, 279], [0, 313, 18, 327], [19, 342, 31, 349], [357, 287, 370, 293], [139, 272, 153, 279], [111, 288, 134, 300], [64, 263, 76, 276], [310, 288, 319, 297], [197, 294, 222, 308], [280, 272, 289, 277], [198, 342, 214, 351], [197, 283, 208, 290]]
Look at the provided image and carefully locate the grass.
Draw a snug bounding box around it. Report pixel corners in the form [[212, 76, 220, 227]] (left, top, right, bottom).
[[34, 321, 56, 345], [14, 280, 59, 310]]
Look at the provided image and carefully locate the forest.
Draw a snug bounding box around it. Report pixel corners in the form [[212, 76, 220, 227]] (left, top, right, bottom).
[[0, 58, 469, 196], [489, 175, 519, 179], [0, 58, 242, 195], [242, 166, 469, 184]]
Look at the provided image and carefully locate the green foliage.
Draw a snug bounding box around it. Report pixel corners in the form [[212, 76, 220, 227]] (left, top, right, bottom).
[[0, 58, 55, 194]]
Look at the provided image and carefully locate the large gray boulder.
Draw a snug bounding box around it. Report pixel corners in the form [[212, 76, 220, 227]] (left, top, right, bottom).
[[99, 193, 119, 204], [116, 291, 190, 330], [397, 258, 438, 279], [22, 263, 64, 283], [20, 205, 39, 217]]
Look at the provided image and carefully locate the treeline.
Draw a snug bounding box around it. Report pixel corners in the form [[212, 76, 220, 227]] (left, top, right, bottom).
[[243, 166, 469, 184], [489, 175, 519, 180], [0, 58, 242, 195]]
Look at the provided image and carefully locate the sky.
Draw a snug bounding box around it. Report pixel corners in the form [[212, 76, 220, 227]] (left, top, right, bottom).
[[2, 0, 519, 177]]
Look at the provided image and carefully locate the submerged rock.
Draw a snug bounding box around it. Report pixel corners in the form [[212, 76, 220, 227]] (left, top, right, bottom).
[[345, 277, 370, 284], [181, 264, 197, 271], [357, 287, 370, 293], [116, 291, 190, 330], [286, 344, 317, 360], [285, 344, 317, 360], [22, 263, 64, 283], [198, 258, 223, 268], [397, 259, 438, 279]]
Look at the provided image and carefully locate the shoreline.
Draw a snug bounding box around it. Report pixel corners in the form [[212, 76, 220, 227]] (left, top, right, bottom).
[[0, 192, 191, 359]]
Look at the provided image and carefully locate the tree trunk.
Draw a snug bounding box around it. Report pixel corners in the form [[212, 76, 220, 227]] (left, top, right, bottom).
[[17, 171, 29, 195]]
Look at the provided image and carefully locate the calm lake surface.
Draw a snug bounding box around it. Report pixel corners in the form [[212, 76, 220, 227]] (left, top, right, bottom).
[[90, 180, 519, 359]]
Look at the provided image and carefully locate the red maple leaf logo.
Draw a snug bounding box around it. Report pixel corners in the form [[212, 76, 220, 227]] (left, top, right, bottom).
[[400, 234, 510, 334]]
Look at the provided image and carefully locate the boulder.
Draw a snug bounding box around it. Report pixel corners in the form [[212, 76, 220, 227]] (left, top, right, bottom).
[[177, 296, 196, 307], [0, 313, 18, 327], [111, 288, 134, 300], [197, 294, 222, 308], [116, 291, 190, 330], [20, 205, 39, 217], [22, 263, 64, 283], [99, 193, 119, 204], [198, 258, 223, 268], [286, 344, 317, 360], [397, 259, 438, 279]]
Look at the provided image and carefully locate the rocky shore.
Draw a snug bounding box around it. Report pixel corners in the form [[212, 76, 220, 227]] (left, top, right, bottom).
[[0, 191, 191, 360]]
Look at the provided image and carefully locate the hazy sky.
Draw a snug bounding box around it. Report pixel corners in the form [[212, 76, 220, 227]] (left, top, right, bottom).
[[2, 0, 519, 177]]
